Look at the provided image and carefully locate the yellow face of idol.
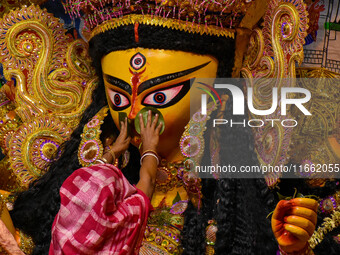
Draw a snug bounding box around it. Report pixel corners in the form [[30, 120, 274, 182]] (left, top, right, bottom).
[[101, 48, 218, 158]]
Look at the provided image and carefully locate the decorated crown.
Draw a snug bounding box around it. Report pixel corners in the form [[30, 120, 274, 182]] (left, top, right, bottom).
[[61, 0, 260, 40]]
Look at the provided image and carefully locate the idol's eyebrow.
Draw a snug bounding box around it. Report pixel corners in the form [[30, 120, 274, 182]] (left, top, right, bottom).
[[104, 74, 132, 95], [137, 61, 211, 95]]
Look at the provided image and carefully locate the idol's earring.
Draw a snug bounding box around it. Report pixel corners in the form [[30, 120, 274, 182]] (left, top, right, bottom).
[[78, 106, 109, 167], [205, 219, 217, 255], [179, 96, 228, 209], [180, 95, 228, 173]]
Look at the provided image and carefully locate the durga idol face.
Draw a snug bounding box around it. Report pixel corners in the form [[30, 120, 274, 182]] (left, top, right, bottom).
[[101, 48, 218, 160]]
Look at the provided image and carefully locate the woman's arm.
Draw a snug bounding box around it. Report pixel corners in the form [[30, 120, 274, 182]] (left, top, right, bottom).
[[97, 110, 161, 198], [136, 111, 162, 198]]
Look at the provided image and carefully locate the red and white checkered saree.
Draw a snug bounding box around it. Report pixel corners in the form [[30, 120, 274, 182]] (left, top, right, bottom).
[[49, 164, 151, 255]]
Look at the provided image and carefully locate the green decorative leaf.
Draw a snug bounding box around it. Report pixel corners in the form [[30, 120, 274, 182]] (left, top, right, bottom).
[[118, 112, 130, 136], [277, 192, 292, 201], [296, 193, 304, 198], [172, 192, 181, 204], [134, 107, 165, 135], [266, 211, 274, 219], [293, 188, 297, 198], [304, 195, 319, 200]]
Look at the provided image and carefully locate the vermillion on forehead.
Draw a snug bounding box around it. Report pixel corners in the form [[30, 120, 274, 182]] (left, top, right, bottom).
[[101, 48, 219, 94]]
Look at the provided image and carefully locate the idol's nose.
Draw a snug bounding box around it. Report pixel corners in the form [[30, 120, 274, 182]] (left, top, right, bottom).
[[127, 97, 143, 120], [128, 107, 141, 120]]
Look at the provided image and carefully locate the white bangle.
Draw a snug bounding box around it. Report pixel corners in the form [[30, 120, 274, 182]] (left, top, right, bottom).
[[140, 152, 159, 166], [94, 159, 106, 164]]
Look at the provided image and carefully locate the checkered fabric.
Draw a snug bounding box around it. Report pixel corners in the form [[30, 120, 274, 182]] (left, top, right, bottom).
[[49, 164, 151, 255]]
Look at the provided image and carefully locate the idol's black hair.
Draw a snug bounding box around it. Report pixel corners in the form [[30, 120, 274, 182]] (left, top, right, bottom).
[[10, 24, 338, 255]]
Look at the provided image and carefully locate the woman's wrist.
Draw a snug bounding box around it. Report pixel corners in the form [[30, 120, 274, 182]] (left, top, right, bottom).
[[142, 144, 157, 153], [107, 149, 116, 162], [140, 151, 159, 166], [94, 147, 119, 165]]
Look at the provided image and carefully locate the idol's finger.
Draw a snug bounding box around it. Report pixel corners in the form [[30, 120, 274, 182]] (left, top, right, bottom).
[[291, 198, 318, 211], [284, 215, 315, 236], [272, 200, 292, 221], [289, 207, 317, 226], [284, 224, 310, 242]]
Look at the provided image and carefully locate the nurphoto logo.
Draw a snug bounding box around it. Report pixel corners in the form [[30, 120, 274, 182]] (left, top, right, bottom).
[[200, 84, 312, 128]]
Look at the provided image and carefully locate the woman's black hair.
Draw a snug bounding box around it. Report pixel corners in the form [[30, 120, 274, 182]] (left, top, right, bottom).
[[11, 24, 338, 255]]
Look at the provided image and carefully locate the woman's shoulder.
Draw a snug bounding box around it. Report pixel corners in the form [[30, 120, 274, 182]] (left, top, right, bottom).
[[60, 164, 136, 200], [69, 163, 124, 183]]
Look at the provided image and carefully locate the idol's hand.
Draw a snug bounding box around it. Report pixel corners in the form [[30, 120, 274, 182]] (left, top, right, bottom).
[[139, 110, 162, 152], [109, 117, 131, 158], [272, 198, 318, 253]]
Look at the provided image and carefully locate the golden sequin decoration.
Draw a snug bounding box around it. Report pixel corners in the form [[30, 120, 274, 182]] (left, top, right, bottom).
[[141, 225, 182, 255], [9, 116, 72, 187], [0, 90, 21, 153], [0, 5, 99, 188], [18, 230, 34, 255], [309, 208, 340, 249], [241, 0, 308, 188], [155, 160, 185, 193], [0, 194, 5, 218], [0, 0, 47, 18], [0, 5, 97, 127], [78, 107, 109, 167]]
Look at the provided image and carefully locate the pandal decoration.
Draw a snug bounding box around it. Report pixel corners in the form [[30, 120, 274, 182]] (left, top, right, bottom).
[[241, 0, 308, 188], [9, 116, 72, 186], [0, 5, 97, 189]]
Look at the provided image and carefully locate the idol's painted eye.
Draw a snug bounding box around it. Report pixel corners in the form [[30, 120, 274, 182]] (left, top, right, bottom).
[[107, 89, 130, 110], [142, 80, 190, 108]]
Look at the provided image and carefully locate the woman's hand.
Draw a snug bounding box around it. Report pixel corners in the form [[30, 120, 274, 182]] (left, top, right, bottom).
[[136, 110, 162, 198], [272, 198, 318, 253], [139, 110, 162, 152], [108, 117, 131, 159]]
